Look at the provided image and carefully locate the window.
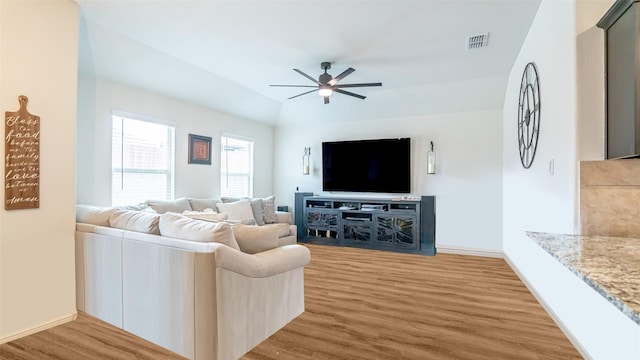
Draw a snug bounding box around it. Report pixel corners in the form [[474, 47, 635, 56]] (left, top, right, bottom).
[[220, 135, 254, 197], [112, 113, 175, 206]]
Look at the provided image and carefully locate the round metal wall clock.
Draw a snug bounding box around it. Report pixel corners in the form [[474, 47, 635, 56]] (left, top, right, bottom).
[[517, 62, 541, 169]]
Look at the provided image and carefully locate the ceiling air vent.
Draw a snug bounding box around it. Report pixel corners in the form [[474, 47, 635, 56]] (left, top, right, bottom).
[[466, 33, 489, 49]]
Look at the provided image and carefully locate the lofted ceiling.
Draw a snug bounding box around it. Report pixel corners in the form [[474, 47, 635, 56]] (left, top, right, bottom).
[[75, 0, 541, 126]]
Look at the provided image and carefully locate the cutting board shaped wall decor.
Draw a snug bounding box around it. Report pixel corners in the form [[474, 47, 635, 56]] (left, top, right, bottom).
[[5, 95, 40, 210]]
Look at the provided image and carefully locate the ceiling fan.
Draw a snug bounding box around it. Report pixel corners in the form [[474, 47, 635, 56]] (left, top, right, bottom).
[[270, 62, 382, 104]]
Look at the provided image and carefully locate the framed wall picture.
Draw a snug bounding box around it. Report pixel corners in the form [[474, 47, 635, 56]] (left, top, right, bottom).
[[188, 134, 212, 165]]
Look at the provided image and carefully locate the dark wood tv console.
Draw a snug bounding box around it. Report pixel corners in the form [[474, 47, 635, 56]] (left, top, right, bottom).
[[294, 194, 436, 255]]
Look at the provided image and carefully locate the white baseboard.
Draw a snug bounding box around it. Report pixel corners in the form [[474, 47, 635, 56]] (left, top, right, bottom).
[[503, 254, 591, 360], [437, 245, 503, 258], [0, 312, 77, 345]]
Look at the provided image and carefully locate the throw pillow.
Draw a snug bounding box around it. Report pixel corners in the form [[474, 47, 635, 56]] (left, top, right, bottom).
[[221, 196, 244, 203], [262, 195, 277, 224], [182, 211, 229, 222], [249, 198, 266, 226], [76, 205, 118, 226], [183, 209, 215, 214], [146, 197, 192, 214], [109, 210, 161, 234], [158, 213, 240, 250], [231, 224, 280, 254], [188, 198, 222, 212], [216, 199, 256, 222], [114, 202, 150, 212]]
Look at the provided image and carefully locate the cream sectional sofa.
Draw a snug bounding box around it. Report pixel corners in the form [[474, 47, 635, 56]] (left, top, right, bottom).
[[75, 198, 310, 360]]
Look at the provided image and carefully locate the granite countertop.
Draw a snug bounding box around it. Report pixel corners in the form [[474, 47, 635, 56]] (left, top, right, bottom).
[[527, 232, 640, 325]]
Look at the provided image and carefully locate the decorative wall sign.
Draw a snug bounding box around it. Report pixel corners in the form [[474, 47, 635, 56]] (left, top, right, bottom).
[[188, 133, 212, 165], [5, 95, 40, 210]]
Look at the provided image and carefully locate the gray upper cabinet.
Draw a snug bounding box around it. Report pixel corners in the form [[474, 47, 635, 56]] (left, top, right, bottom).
[[598, 0, 640, 159]]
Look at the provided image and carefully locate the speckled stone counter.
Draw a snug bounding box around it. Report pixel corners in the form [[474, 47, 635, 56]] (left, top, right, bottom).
[[527, 232, 640, 325]]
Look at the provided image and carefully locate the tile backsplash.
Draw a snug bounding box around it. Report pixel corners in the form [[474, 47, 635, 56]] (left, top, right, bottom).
[[580, 159, 640, 237]]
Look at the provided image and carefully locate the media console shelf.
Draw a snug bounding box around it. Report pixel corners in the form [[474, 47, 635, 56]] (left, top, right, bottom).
[[295, 195, 436, 255]]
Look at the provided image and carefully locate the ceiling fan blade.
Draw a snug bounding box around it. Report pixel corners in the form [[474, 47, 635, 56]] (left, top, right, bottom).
[[293, 69, 321, 85], [324, 96, 330, 104], [328, 67, 355, 85], [288, 89, 318, 99], [270, 84, 318, 88], [334, 89, 366, 99], [334, 82, 382, 88]]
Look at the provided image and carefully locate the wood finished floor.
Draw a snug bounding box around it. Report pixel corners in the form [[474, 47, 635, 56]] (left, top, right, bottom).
[[244, 244, 581, 360], [0, 311, 184, 360], [0, 244, 581, 360]]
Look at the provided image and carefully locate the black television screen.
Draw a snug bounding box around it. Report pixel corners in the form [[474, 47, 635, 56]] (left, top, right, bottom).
[[322, 138, 411, 193]]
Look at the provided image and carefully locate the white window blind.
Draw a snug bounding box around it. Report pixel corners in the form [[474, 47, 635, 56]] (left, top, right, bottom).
[[220, 135, 253, 198], [112, 114, 175, 206]]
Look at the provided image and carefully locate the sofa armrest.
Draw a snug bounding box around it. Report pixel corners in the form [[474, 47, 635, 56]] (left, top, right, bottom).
[[213, 244, 310, 278], [254, 245, 310, 275], [275, 211, 292, 224]]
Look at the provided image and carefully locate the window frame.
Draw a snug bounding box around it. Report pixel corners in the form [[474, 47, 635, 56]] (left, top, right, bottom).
[[220, 133, 254, 198], [111, 110, 176, 206]]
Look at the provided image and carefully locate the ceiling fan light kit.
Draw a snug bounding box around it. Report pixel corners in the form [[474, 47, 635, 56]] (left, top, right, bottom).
[[318, 85, 333, 97], [270, 61, 382, 104]]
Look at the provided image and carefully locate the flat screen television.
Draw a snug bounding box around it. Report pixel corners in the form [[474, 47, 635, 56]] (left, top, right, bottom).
[[322, 137, 411, 193]]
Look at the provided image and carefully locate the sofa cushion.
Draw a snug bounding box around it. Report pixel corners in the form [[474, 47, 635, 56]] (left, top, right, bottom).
[[159, 213, 240, 250], [109, 210, 161, 234], [216, 200, 256, 223], [275, 211, 293, 224], [146, 197, 192, 214], [223, 218, 259, 225], [231, 224, 280, 254], [188, 197, 222, 212], [76, 205, 118, 226], [263, 223, 291, 238], [278, 235, 297, 247]]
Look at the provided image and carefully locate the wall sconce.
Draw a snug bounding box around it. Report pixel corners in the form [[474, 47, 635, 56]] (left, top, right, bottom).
[[427, 141, 436, 174], [303, 147, 311, 175]]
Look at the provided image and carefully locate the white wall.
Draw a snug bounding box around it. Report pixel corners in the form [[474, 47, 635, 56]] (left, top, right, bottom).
[[274, 109, 504, 253], [577, 25, 606, 162], [503, 1, 639, 358], [0, 0, 79, 342], [76, 78, 275, 206]]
